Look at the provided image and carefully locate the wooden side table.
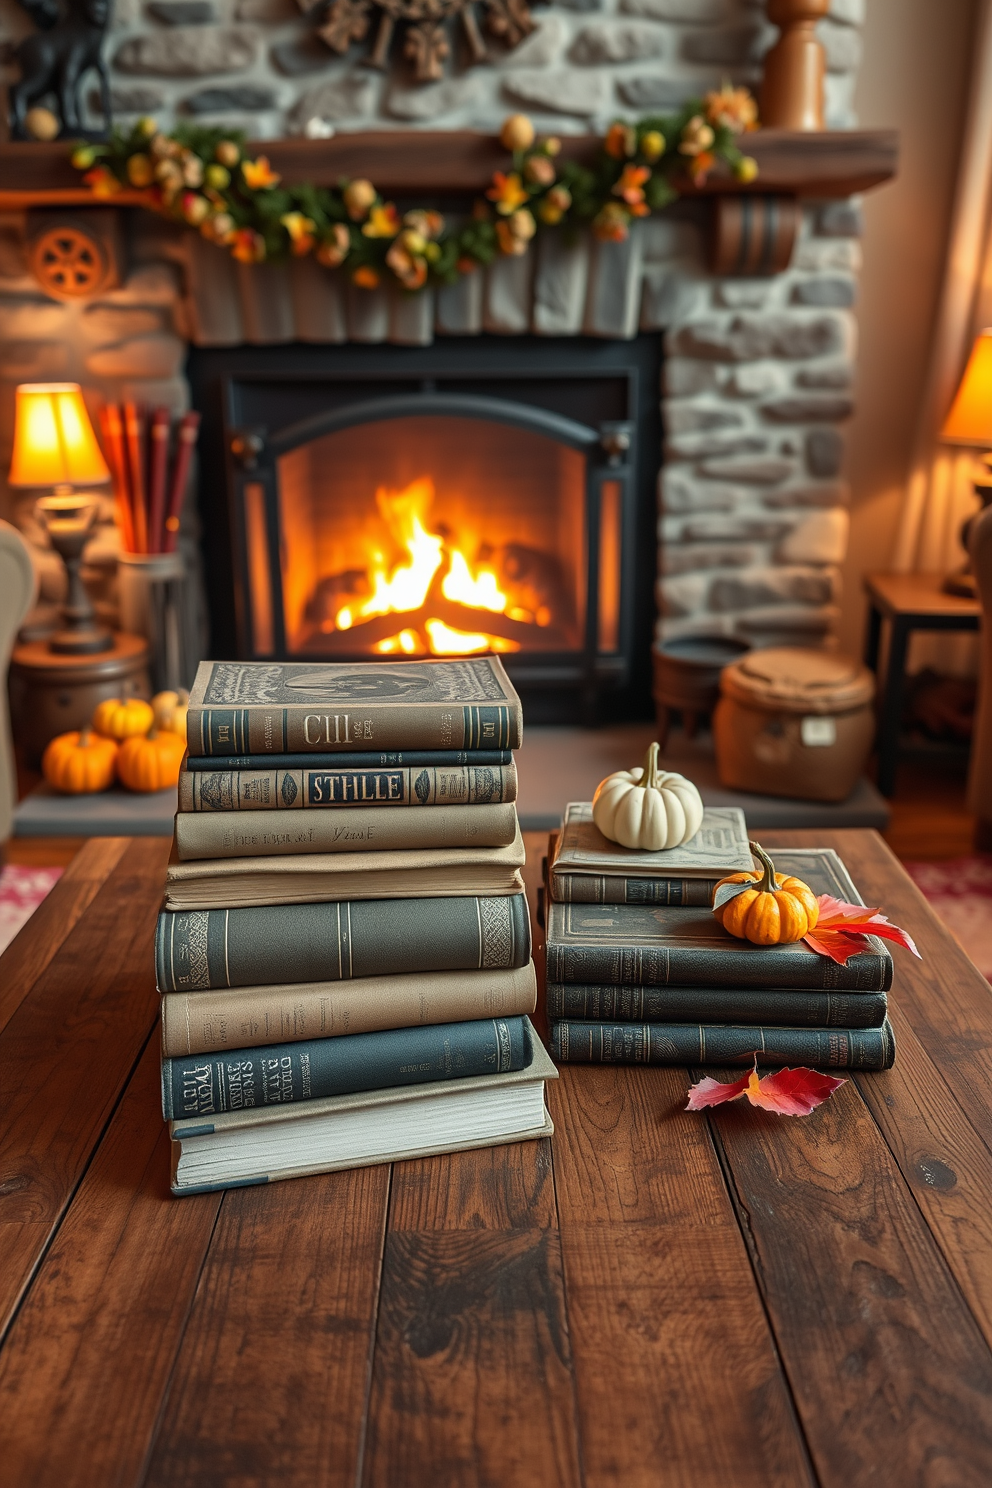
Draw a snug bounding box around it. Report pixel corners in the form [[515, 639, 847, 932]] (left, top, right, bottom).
[[863, 571, 980, 796], [9, 632, 151, 763]]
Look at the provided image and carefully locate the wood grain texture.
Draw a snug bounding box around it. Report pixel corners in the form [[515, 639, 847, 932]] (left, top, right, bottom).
[[0, 837, 169, 1336], [0, 131, 898, 204], [708, 1078, 992, 1486], [549, 1064, 812, 1487], [389, 1138, 557, 1232], [364, 1229, 581, 1488], [0, 836, 129, 1035], [143, 1164, 390, 1488], [0, 1040, 220, 1488]]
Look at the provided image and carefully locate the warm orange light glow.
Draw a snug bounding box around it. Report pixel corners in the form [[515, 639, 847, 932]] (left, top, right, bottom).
[[424, 619, 520, 655], [8, 383, 110, 487], [331, 475, 528, 655], [943, 329, 992, 445]]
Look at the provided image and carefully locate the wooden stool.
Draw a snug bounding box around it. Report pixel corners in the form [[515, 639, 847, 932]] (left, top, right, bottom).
[[9, 631, 151, 763]]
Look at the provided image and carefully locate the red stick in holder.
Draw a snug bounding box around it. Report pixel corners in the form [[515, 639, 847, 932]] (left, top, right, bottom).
[[99, 402, 135, 554], [163, 411, 200, 554], [147, 407, 171, 554], [123, 402, 149, 554]]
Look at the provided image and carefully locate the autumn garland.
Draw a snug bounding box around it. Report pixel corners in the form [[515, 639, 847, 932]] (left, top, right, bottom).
[[70, 89, 759, 294]]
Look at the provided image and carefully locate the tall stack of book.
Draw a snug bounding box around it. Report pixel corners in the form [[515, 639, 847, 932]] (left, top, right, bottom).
[[544, 802, 896, 1070], [156, 657, 556, 1195]]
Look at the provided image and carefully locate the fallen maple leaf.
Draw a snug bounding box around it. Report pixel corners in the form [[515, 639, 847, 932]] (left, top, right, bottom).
[[686, 1063, 846, 1117], [802, 894, 921, 966]]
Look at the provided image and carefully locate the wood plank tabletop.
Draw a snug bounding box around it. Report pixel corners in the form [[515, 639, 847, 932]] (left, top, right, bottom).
[[1, 828, 991, 1487]]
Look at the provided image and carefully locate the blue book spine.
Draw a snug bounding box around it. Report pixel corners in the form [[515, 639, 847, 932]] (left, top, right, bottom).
[[185, 749, 513, 771], [162, 1016, 532, 1119]]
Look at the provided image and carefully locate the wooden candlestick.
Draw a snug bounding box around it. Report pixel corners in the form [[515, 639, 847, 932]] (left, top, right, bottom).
[[760, 0, 830, 131]]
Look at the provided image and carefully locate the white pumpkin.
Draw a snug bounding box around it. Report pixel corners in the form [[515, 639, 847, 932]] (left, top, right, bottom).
[[592, 742, 704, 851]]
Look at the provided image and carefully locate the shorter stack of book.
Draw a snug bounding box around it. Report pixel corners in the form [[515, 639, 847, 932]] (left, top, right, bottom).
[[544, 802, 896, 1070], [156, 656, 557, 1195]]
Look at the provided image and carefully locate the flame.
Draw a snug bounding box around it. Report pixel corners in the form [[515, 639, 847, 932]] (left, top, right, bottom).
[[331, 475, 530, 656]]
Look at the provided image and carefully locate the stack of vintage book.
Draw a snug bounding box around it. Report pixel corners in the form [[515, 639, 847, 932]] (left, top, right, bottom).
[[155, 657, 556, 1195], [544, 802, 896, 1070]]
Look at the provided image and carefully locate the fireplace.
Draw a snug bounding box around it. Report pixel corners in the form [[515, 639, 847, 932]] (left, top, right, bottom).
[[188, 335, 661, 720]]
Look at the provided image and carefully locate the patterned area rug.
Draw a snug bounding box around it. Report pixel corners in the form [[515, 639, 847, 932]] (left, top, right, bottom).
[[0, 865, 63, 956], [904, 856, 992, 982]]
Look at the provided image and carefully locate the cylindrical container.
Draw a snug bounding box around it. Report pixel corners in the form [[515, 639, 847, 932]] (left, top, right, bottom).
[[117, 551, 190, 694], [713, 646, 876, 802], [653, 634, 751, 739], [9, 633, 151, 763]]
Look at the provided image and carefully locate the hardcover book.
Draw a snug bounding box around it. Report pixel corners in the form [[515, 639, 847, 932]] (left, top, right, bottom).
[[162, 962, 538, 1058], [545, 849, 894, 992], [186, 658, 523, 756], [174, 800, 520, 861], [549, 1018, 896, 1070], [545, 982, 888, 1029], [161, 1014, 533, 1119], [178, 760, 517, 812], [186, 749, 514, 771], [549, 801, 753, 903], [163, 827, 526, 910], [169, 1028, 556, 1194], [156, 891, 532, 991]]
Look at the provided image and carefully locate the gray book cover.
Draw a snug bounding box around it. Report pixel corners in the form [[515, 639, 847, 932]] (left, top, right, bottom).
[[552, 801, 753, 881]]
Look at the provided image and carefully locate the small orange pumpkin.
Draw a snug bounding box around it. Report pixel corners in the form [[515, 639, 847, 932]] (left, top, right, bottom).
[[151, 688, 189, 737], [92, 696, 155, 741], [117, 727, 186, 793], [42, 727, 118, 794], [713, 840, 819, 946]]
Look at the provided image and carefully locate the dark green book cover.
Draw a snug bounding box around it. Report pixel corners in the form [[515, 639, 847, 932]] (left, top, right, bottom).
[[545, 983, 888, 1029], [186, 749, 513, 771], [156, 893, 531, 991], [163, 1016, 532, 1119], [545, 849, 893, 992], [549, 1018, 896, 1070]]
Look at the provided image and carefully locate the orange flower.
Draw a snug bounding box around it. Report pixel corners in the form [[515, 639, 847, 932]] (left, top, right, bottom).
[[613, 163, 651, 210], [386, 239, 428, 290], [316, 223, 351, 267], [704, 83, 758, 135], [592, 202, 629, 243], [352, 265, 380, 289], [486, 171, 529, 216], [362, 203, 401, 239], [281, 211, 317, 255], [240, 156, 281, 190], [83, 166, 121, 198], [230, 228, 266, 264], [605, 122, 637, 160], [688, 150, 716, 183]]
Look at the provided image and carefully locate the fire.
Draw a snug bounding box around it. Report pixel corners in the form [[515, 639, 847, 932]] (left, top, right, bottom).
[[332, 475, 523, 656]]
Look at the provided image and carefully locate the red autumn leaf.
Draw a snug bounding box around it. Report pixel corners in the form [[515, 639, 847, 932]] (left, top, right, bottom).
[[686, 1063, 845, 1117], [802, 894, 921, 966]]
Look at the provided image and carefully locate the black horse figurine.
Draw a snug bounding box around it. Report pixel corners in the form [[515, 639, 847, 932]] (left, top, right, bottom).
[[9, 0, 112, 140]]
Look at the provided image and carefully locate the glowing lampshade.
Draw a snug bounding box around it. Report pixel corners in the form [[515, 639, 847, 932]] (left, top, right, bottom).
[[942, 330, 992, 446], [8, 382, 109, 488]]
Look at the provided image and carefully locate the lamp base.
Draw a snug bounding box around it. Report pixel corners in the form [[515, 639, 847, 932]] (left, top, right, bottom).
[[48, 624, 115, 656]]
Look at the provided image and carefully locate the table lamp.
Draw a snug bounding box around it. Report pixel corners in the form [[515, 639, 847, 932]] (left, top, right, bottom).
[[8, 382, 113, 654], [941, 329, 992, 598]]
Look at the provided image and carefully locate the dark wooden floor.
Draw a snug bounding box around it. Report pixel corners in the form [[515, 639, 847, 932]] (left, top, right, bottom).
[[2, 828, 992, 1485]]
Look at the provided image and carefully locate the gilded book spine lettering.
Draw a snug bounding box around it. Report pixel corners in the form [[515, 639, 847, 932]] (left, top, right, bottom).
[[162, 1016, 533, 1118], [179, 762, 517, 812]]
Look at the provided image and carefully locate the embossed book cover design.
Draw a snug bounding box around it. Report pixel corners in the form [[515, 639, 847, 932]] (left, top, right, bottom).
[[546, 849, 894, 991], [187, 658, 523, 755], [551, 802, 753, 883]]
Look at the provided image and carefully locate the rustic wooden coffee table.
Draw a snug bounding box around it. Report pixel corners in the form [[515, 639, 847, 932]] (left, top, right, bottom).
[[2, 829, 991, 1485]]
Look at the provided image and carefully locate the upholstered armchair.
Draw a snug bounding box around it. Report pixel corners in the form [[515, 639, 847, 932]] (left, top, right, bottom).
[[969, 502, 992, 847], [0, 521, 38, 844]]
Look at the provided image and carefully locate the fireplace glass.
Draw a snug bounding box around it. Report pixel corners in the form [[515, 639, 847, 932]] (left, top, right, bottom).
[[269, 414, 588, 660]]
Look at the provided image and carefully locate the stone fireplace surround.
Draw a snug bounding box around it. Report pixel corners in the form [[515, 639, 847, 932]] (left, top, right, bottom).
[[0, 0, 895, 689]]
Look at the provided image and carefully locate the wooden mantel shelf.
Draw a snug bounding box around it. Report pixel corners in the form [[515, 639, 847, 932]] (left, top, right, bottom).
[[0, 128, 897, 209]]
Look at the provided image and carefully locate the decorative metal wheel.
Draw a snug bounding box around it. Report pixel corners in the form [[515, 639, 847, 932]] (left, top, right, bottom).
[[29, 226, 107, 298]]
